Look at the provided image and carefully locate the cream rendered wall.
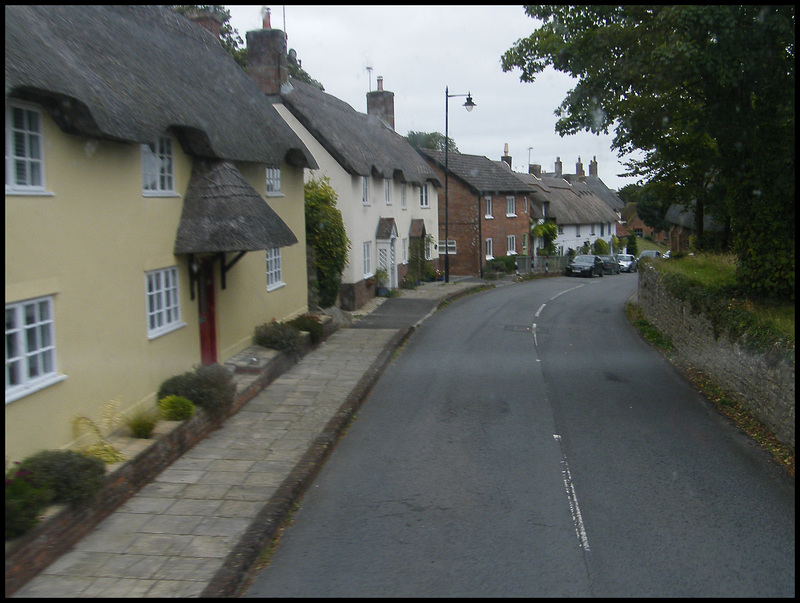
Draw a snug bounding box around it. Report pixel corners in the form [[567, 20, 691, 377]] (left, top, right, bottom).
[[216, 161, 309, 361], [5, 109, 307, 463], [272, 104, 440, 287]]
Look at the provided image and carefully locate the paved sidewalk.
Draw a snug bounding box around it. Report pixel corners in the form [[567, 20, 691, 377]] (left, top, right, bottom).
[[12, 278, 488, 598]]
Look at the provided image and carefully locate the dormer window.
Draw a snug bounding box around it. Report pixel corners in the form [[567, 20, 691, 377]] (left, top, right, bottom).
[[5, 101, 45, 193], [141, 136, 174, 195], [266, 167, 282, 195]]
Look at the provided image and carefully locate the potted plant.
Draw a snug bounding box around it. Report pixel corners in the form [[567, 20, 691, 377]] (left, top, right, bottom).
[[373, 267, 389, 296]]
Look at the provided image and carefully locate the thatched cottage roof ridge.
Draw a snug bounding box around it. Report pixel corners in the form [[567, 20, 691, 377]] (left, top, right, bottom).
[[5, 5, 316, 168], [280, 77, 439, 187]]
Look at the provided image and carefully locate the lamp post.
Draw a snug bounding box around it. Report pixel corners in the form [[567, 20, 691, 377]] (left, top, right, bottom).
[[444, 86, 475, 283]]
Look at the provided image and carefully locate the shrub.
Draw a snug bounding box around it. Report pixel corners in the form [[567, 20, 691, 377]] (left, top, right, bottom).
[[124, 407, 160, 439], [254, 319, 302, 355], [158, 395, 196, 421], [288, 313, 324, 345], [5, 463, 52, 539], [15, 450, 105, 508], [157, 364, 235, 420], [485, 255, 517, 273]]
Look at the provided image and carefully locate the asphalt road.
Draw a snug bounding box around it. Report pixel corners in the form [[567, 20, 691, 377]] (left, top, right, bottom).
[[244, 273, 795, 597]]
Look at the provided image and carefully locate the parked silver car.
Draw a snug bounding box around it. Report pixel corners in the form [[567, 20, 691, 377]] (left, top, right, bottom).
[[615, 253, 637, 272]]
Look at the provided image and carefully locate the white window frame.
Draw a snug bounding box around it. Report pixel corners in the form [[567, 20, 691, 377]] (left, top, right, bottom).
[[558, 224, 564, 235], [266, 166, 282, 195], [363, 241, 372, 277], [485, 196, 493, 218], [5, 296, 64, 403], [485, 238, 494, 260], [506, 195, 516, 217], [576, 225, 581, 237], [146, 266, 183, 339], [401, 183, 407, 209], [419, 183, 429, 208], [6, 101, 46, 194], [142, 135, 175, 195], [361, 176, 369, 205], [507, 235, 517, 255], [385, 178, 391, 205], [266, 248, 284, 291], [402, 237, 408, 263], [438, 239, 456, 255]]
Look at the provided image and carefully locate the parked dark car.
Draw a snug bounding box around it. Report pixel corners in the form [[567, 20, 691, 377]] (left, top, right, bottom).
[[565, 254, 604, 277], [615, 253, 637, 272], [599, 255, 620, 275]]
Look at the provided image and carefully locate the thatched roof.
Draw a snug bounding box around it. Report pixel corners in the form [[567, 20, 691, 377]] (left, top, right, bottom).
[[419, 149, 531, 195], [568, 176, 626, 213], [280, 78, 439, 186], [5, 5, 316, 168], [665, 204, 725, 232], [174, 160, 297, 254], [518, 174, 619, 226]]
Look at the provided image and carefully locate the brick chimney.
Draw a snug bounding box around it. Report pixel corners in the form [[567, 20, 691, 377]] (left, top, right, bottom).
[[589, 156, 598, 177], [554, 156, 562, 177], [246, 8, 288, 96], [501, 143, 512, 168], [184, 8, 223, 39], [367, 76, 395, 130], [529, 164, 542, 177], [576, 156, 585, 177]]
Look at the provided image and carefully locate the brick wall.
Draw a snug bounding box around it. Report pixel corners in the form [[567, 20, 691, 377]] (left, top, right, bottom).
[[638, 267, 795, 450]]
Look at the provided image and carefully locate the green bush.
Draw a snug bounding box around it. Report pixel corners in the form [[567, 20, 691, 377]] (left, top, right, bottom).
[[158, 364, 235, 420], [254, 320, 302, 354], [288, 313, 324, 345], [15, 450, 105, 508], [5, 463, 52, 539], [158, 395, 196, 421], [485, 255, 517, 273], [124, 407, 160, 439]]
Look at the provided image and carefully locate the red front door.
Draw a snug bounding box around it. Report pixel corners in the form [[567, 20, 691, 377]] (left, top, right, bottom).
[[198, 258, 217, 365]]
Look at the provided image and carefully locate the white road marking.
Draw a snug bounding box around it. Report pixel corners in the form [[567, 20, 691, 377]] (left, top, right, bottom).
[[553, 434, 590, 552], [532, 323, 538, 347], [535, 303, 546, 317]]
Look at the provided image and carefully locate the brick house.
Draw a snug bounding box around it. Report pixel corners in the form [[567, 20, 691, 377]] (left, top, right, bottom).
[[418, 148, 539, 278]]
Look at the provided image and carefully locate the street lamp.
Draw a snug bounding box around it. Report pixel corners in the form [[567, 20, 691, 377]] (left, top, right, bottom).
[[444, 86, 475, 283]]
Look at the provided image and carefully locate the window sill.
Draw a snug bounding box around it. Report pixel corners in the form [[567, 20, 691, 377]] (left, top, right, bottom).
[[506, 214, 517, 218], [147, 321, 187, 340], [265, 192, 285, 198], [142, 191, 181, 198], [5, 187, 55, 197], [6, 374, 67, 405], [485, 215, 494, 220], [267, 282, 286, 293]]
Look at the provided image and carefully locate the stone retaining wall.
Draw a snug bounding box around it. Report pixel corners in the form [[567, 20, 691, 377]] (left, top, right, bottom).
[[637, 266, 794, 451]]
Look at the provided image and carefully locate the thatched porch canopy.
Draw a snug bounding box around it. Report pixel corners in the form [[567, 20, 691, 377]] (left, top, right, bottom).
[[174, 160, 297, 254]]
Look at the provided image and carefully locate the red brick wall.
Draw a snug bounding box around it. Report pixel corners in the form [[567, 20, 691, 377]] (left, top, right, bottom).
[[428, 163, 531, 277]]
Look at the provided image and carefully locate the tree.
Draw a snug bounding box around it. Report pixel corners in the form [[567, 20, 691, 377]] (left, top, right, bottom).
[[626, 234, 639, 257], [405, 131, 459, 153], [532, 220, 557, 256], [502, 6, 794, 300], [304, 177, 350, 308]]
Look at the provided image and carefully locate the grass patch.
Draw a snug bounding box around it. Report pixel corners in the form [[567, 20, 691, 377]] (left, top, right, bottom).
[[624, 302, 674, 352]]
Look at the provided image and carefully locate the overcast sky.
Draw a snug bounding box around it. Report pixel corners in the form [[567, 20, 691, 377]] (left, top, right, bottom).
[[226, 5, 641, 192]]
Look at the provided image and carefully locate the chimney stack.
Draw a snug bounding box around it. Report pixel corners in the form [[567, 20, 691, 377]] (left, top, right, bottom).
[[185, 8, 223, 39], [246, 13, 288, 96], [576, 156, 585, 177], [529, 164, 542, 177], [367, 76, 395, 130], [589, 156, 598, 177], [501, 143, 512, 168], [262, 6, 271, 29], [555, 156, 562, 177]]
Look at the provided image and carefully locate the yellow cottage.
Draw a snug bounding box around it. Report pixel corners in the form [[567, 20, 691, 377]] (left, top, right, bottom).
[[4, 6, 317, 463]]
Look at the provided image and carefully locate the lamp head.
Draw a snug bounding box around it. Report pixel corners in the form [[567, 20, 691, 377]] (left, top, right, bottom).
[[464, 93, 476, 112]]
